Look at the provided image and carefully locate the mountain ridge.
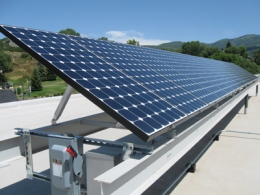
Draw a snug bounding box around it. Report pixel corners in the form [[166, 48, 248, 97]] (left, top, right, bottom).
[[145, 34, 260, 55]]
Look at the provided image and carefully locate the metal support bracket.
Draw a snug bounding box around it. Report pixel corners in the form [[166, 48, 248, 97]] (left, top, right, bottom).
[[51, 85, 73, 125], [72, 137, 84, 178], [244, 94, 249, 114], [80, 119, 126, 129], [186, 163, 196, 173], [167, 129, 176, 139], [15, 129, 55, 182], [83, 137, 153, 157], [22, 128, 33, 179], [121, 143, 134, 161]]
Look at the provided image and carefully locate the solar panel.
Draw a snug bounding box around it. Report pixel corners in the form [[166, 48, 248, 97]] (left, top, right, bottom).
[[0, 25, 257, 142], [71, 36, 205, 114]]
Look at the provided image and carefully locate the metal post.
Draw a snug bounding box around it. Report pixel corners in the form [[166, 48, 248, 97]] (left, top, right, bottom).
[[0, 67, 3, 88], [256, 85, 258, 96], [26, 79, 29, 98], [0, 66, 4, 88], [167, 129, 176, 139], [121, 143, 134, 161], [51, 85, 73, 125], [244, 94, 248, 114], [22, 82, 24, 100], [22, 128, 33, 179]]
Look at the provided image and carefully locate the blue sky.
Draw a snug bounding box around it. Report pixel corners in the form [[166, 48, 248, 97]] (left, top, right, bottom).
[[0, 0, 259, 45]]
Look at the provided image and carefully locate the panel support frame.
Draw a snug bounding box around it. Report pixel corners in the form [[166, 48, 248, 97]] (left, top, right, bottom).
[[22, 128, 33, 179], [93, 82, 257, 195], [167, 128, 176, 139], [244, 94, 249, 114], [19, 128, 51, 182], [80, 118, 126, 129], [51, 85, 73, 125]]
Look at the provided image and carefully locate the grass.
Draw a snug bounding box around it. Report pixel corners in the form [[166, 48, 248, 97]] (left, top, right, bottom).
[[31, 79, 67, 97], [5, 51, 38, 82], [16, 78, 78, 99], [3, 51, 78, 100]]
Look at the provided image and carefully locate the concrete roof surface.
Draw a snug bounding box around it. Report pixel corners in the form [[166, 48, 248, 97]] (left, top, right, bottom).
[[172, 89, 260, 195], [0, 83, 259, 195], [0, 94, 102, 140]]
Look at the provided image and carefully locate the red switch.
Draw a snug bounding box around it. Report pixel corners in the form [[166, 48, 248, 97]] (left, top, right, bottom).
[[66, 146, 77, 158]]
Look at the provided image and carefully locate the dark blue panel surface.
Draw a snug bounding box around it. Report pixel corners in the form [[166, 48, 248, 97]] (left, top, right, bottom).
[[71, 36, 206, 114], [0, 24, 257, 142]]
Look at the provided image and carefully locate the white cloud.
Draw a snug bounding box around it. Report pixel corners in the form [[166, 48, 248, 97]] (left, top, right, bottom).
[[105, 30, 170, 46], [106, 31, 127, 38]]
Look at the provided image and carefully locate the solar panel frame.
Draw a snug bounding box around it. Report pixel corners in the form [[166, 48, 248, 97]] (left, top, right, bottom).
[[0, 25, 187, 141], [0, 25, 257, 142]]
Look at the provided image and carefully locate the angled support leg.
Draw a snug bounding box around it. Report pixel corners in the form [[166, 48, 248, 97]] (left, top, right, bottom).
[[51, 85, 73, 125], [244, 94, 249, 114]]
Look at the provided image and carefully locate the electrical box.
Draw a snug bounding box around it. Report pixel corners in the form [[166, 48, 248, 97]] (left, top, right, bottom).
[[48, 136, 83, 195], [85, 148, 121, 195], [50, 145, 73, 189]]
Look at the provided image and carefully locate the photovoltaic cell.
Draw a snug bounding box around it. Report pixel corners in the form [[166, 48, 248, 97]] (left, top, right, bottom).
[[0, 25, 257, 141], [71, 37, 207, 114]]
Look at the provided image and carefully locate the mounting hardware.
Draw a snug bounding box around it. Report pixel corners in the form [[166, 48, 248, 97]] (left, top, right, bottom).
[[186, 163, 196, 173], [80, 118, 126, 129], [244, 94, 249, 114], [167, 129, 176, 139], [83, 137, 153, 155], [22, 128, 33, 179], [213, 134, 220, 141], [121, 143, 134, 161], [116, 122, 124, 128]]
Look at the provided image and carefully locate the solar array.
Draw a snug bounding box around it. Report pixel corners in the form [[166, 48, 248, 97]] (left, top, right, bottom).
[[0, 25, 257, 142]]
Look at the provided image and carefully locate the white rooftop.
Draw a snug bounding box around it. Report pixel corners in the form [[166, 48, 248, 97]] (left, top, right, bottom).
[[0, 82, 260, 194], [172, 85, 260, 195], [0, 94, 102, 141]]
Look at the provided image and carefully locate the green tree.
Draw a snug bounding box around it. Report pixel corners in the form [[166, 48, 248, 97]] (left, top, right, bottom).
[[0, 38, 24, 52], [226, 41, 232, 48], [0, 40, 3, 52], [0, 72, 7, 84], [59, 28, 80, 36], [127, 39, 139, 46], [237, 46, 247, 58], [162, 48, 181, 53], [181, 41, 205, 56], [0, 51, 12, 72], [38, 63, 47, 81], [253, 49, 260, 65], [98, 37, 108, 41], [31, 68, 42, 91], [210, 52, 260, 74], [201, 46, 220, 58], [225, 46, 247, 58], [46, 68, 57, 81]]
